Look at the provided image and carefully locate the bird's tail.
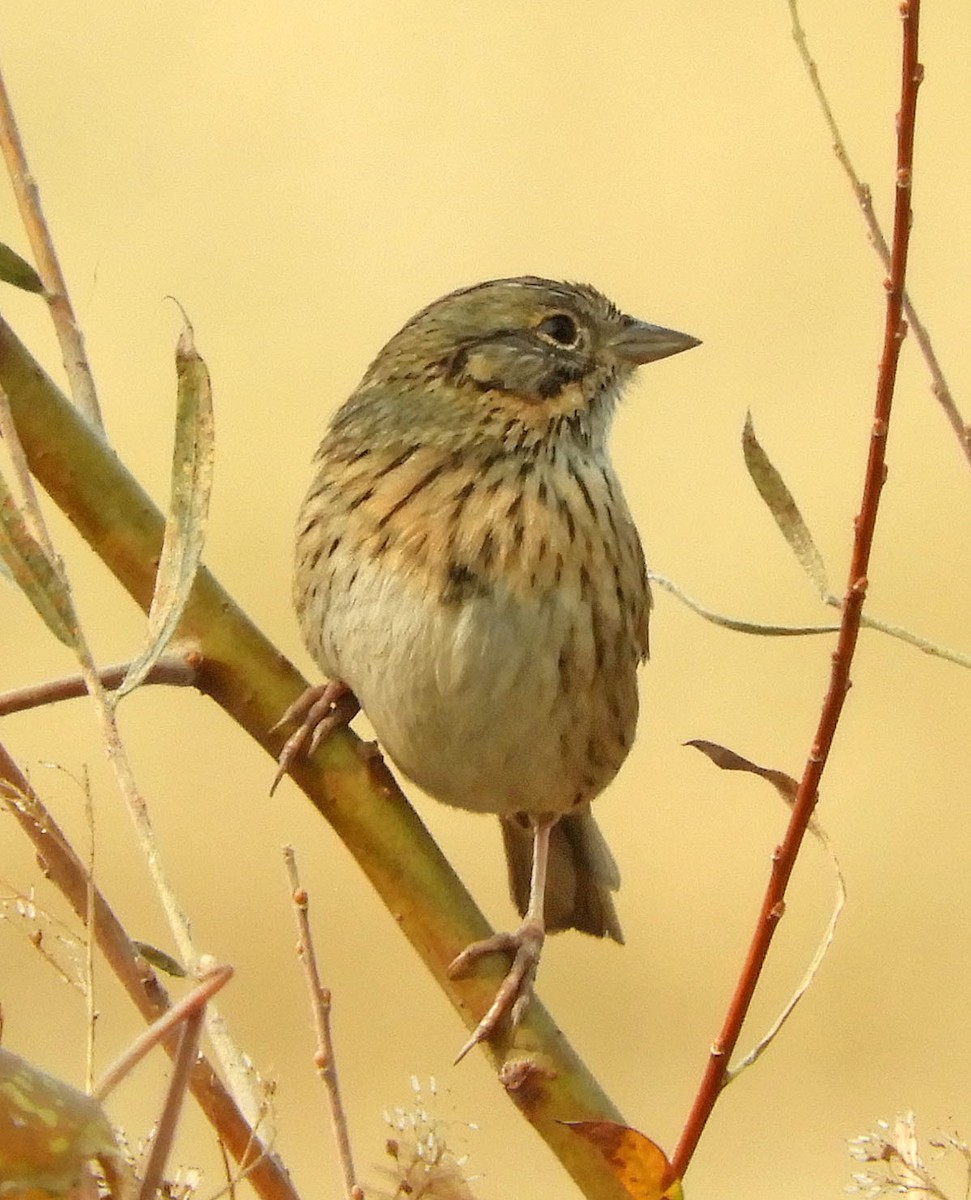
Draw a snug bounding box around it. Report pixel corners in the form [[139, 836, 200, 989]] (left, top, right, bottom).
[[500, 806, 623, 943]]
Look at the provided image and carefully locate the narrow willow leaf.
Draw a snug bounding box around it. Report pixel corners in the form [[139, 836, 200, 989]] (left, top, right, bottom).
[[131, 940, 186, 977], [0, 472, 79, 647], [742, 411, 829, 597], [0, 241, 43, 293], [116, 315, 213, 698], [648, 570, 839, 637]]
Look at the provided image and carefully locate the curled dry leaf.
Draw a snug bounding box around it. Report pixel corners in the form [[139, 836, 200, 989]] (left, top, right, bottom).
[[564, 1121, 682, 1200], [116, 313, 213, 699], [0, 473, 79, 648], [686, 739, 799, 805]]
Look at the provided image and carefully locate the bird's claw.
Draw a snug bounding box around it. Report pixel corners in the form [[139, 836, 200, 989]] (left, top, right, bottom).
[[448, 919, 545, 1062], [270, 680, 359, 794]]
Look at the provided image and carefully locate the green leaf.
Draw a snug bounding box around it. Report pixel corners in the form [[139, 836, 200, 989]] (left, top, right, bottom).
[[0, 1046, 133, 1196], [742, 411, 829, 597], [116, 313, 213, 698], [131, 940, 186, 977], [0, 472, 79, 648], [0, 241, 42, 293]]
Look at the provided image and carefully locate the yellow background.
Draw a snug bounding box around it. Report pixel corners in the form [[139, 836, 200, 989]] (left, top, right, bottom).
[[2, 4, 970, 1198]]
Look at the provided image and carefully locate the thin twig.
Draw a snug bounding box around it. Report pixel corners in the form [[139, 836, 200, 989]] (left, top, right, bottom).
[[88, 658, 267, 1129], [1, 402, 256, 1124], [283, 846, 358, 1199], [0, 655, 200, 716], [83, 766, 96, 1094], [0, 64, 103, 429], [94, 962, 233, 1100], [788, 0, 970, 468], [0, 742, 299, 1200], [0, 879, 83, 987], [1, 395, 254, 1124], [204, 1122, 275, 1200], [672, 2, 924, 1177], [137, 1005, 206, 1200], [0, 62, 264, 1148]]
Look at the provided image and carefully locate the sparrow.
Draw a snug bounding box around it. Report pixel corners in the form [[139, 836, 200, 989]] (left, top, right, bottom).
[[276, 277, 699, 1057]]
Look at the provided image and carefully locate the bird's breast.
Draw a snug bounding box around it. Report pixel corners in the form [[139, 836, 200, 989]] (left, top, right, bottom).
[[294, 441, 649, 814]]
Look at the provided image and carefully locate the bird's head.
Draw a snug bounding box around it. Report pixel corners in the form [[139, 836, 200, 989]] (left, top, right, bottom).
[[349, 277, 699, 453]]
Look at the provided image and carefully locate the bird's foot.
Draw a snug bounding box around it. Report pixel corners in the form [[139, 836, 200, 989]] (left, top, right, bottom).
[[448, 917, 545, 1062], [270, 680, 359, 794]]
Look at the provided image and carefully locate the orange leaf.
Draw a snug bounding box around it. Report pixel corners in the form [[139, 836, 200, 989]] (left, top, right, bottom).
[[564, 1120, 683, 1200]]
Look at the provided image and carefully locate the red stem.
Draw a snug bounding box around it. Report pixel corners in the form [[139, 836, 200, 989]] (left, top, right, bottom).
[[671, 1, 922, 1178]]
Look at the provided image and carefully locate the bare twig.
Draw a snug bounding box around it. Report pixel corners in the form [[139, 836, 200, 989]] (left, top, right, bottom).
[[672, 3, 924, 1176], [0, 67, 258, 1134], [788, 0, 970, 468], [138, 1004, 206, 1200], [104, 965, 233, 1200], [94, 962, 233, 1100], [0, 742, 300, 1200], [0, 655, 200, 716], [283, 846, 358, 1199], [83, 767, 96, 1093], [0, 64, 103, 429], [1, 399, 255, 1127]]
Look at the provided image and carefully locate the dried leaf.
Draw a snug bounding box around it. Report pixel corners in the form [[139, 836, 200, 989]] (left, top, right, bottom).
[[564, 1121, 681, 1200], [0, 1047, 134, 1197], [686, 738, 799, 804], [0, 242, 43, 294], [742, 411, 829, 597], [116, 314, 213, 698], [0, 473, 79, 648]]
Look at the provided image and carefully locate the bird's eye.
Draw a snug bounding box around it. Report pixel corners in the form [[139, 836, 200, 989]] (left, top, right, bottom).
[[537, 313, 580, 348]]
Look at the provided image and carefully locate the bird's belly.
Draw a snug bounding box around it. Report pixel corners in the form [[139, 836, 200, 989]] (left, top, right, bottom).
[[310, 552, 639, 816]]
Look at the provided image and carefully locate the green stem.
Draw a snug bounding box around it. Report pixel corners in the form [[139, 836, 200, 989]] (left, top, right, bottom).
[[0, 314, 632, 1200]]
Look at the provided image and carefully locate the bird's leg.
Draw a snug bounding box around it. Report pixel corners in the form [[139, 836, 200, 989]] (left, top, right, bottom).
[[270, 680, 360, 794], [448, 814, 555, 1062]]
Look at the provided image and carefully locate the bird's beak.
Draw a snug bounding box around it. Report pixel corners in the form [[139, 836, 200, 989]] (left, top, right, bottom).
[[609, 320, 701, 365]]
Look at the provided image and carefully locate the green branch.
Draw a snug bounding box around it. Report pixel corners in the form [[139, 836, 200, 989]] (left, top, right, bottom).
[[0, 314, 631, 1200]]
